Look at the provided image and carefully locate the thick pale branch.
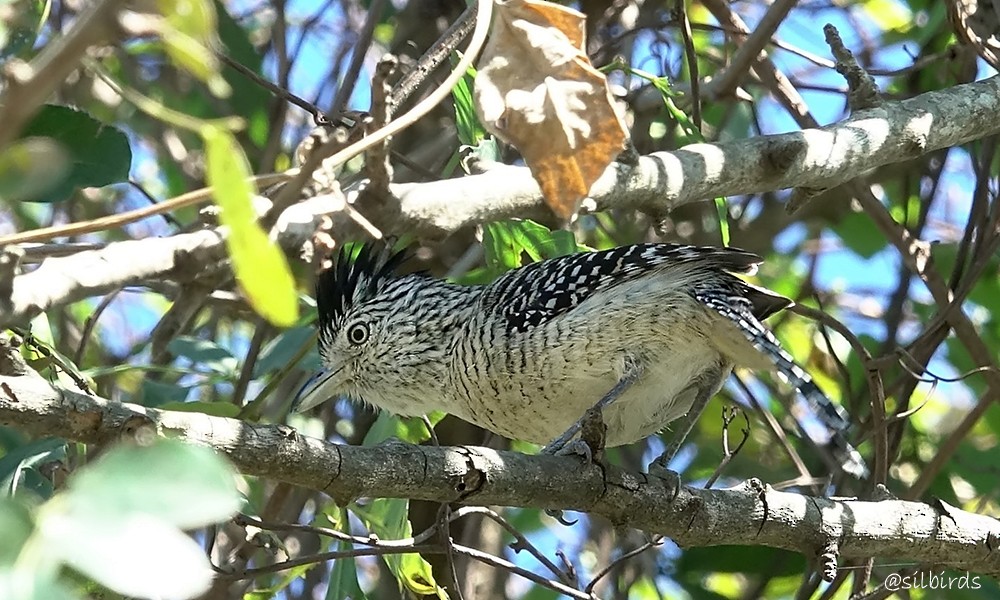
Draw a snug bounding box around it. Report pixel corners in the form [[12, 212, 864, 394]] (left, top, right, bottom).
[[1, 349, 998, 577], [0, 196, 329, 326], [3, 76, 999, 327], [1, 230, 226, 325], [392, 75, 1000, 234]]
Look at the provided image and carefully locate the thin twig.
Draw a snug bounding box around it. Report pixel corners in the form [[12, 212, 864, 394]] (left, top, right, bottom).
[[388, 0, 480, 115], [217, 51, 331, 126], [461, 506, 575, 585], [74, 287, 123, 367], [0, 173, 288, 245], [789, 302, 886, 484], [734, 373, 813, 483], [330, 0, 387, 115], [673, 0, 701, 131], [585, 536, 664, 594], [232, 319, 270, 407], [264, 0, 494, 223], [704, 407, 751, 489], [453, 542, 591, 600]]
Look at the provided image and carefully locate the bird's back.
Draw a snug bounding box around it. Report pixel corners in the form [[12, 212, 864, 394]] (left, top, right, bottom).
[[448, 244, 787, 445]]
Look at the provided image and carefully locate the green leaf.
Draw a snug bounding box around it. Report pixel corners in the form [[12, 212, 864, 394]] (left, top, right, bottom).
[[0, 499, 33, 565], [451, 59, 486, 146], [930, 243, 1000, 309], [0, 137, 70, 202], [0, 569, 76, 600], [202, 125, 298, 327], [215, 6, 270, 147], [167, 336, 239, 375], [41, 511, 215, 599], [0, 438, 65, 500], [352, 500, 444, 598], [483, 221, 521, 273], [483, 220, 588, 276], [17, 105, 131, 203], [157, 0, 230, 97], [159, 401, 242, 418], [362, 412, 444, 446], [244, 563, 313, 600], [57, 439, 242, 530], [860, 0, 912, 33], [325, 508, 367, 600], [139, 378, 191, 406], [713, 197, 730, 246], [835, 211, 885, 258], [35, 440, 241, 599], [254, 325, 316, 377]]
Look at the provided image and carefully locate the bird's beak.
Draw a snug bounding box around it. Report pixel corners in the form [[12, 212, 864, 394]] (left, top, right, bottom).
[[291, 367, 342, 413]]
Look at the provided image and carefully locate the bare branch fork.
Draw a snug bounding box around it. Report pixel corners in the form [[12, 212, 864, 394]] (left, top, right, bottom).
[[1, 341, 999, 578]]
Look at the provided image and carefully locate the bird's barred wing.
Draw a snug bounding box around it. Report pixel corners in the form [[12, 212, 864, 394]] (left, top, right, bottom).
[[489, 244, 764, 334]]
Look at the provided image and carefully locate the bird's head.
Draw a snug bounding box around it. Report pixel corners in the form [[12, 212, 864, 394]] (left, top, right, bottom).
[[292, 243, 469, 417]]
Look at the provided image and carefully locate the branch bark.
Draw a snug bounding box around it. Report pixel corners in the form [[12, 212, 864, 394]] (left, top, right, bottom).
[[2, 339, 998, 577], [392, 75, 1000, 234]]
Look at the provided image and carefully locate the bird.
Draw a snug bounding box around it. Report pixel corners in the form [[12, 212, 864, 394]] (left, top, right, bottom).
[[293, 242, 868, 478]]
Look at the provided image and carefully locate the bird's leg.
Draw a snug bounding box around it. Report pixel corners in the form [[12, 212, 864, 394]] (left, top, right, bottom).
[[543, 357, 643, 459], [647, 363, 727, 479]]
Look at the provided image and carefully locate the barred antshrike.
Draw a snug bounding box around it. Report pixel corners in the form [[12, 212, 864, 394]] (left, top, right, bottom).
[[294, 243, 867, 477]]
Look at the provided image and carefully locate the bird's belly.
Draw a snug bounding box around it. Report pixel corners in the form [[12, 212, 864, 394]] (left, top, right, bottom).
[[455, 343, 724, 446]]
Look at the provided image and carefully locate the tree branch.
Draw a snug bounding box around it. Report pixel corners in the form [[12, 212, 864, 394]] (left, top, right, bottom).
[[0, 0, 126, 148], [3, 76, 999, 327], [390, 75, 1000, 233], [2, 339, 999, 577]]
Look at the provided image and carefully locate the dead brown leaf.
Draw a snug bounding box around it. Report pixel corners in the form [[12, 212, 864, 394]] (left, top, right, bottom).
[[474, 0, 628, 218], [947, 0, 1000, 70]]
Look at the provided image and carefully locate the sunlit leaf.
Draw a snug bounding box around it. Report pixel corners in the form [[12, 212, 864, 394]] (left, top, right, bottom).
[[42, 512, 215, 599], [0, 569, 75, 600], [30, 441, 240, 599], [363, 411, 444, 446], [157, 0, 230, 97], [483, 220, 588, 276], [862, 0, 912, 33], [202, 125, 298, 327], [451, 60, 486, 146], [474, 0, 627, 217]]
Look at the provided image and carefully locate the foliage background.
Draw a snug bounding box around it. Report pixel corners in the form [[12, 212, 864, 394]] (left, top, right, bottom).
[[1, 0, 999, 598]]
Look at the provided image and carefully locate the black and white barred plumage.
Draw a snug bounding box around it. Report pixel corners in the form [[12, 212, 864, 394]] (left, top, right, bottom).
[[298, 242, 867, 477]]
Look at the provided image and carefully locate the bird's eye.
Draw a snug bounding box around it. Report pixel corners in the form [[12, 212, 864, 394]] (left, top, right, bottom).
[[346, 322, 369, 345]]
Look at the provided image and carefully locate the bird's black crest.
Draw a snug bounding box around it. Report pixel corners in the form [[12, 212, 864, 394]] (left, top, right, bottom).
[[316, 243, 409, 333]]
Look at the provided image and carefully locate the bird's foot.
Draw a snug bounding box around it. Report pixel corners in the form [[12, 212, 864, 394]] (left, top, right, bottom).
[[647, 454, 681, 496], [542, 406, 607, 462]]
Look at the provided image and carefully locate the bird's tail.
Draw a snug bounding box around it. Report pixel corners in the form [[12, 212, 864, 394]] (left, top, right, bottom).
[[757, 333, 869, 479], [696, 285, 868, 478]]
